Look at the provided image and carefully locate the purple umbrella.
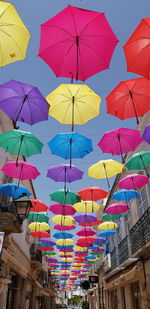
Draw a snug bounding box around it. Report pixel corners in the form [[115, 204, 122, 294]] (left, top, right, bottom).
[[47, 164, 84, 191], [45, 258, 58, 262], [40, 238, 56, 245], [93, 237, 106, 245], [143, 124, 150, 144], [0, 80, 49, 127], [74, 214, 97, 224]]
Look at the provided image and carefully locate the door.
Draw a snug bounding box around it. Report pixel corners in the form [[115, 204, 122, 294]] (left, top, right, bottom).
[[131, 281, 142, 309]]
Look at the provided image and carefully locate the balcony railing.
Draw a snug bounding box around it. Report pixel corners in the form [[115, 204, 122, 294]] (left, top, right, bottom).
[[110, 248, 117, 270], [130, 207, 150, 255], [118, 236, 130, 264], [30, 243, 42, 264]]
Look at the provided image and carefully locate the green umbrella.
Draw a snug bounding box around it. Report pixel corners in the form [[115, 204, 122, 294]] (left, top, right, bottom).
[[102, 213, 123, 221], [125, 151, 150, 177], [0, 129, 43, 164], [42, 251, 56, 256], [37, 243, 53, 248], [92, 251, 103, 255], [27, 212, 49, 223], [50, 189, 81, 205]]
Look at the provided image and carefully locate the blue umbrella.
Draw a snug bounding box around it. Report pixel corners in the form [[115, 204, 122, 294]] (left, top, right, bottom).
[[112, 189, 139, 201], [57, 245, 73, 250], [48, 132, 93, 166], [0, 183, 31, 199], [98, 230, 117, 237], [53, 232, 74, 239]]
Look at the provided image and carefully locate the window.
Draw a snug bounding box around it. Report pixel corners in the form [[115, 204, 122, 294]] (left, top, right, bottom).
[[138, 187, 148, 216], [131, 281, 142, 309], [110, 289, 118, 309]]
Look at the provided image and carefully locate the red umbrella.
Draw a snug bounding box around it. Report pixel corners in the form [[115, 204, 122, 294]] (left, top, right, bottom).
[[77, 237, 96, 244], [77, 229, 96, 237], [78, 186, 108, 201], [30, 199, 48, 212], [124, 17, 150, 79], [80, 219, 101, 227], [38, 5, 118, 81], [29, 231, 50, 238], [106, 77, 150, 124]]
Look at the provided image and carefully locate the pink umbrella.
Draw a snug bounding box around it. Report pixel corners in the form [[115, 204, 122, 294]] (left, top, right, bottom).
[[92, 247, 105, 252], [98, 128, 143, 162], [76, 229, 96, 237], [54, 224, 76, 231], [49, 203, 76, 215], [1, 161, 40, 183], [38, 5, 118, 81], [105, 203, 129, 215], [118, 173, 149, 190]]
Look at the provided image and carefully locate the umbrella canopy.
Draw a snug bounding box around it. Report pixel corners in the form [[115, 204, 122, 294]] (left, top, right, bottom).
[[93, 237, 106, 245], [118, 174, 149, 190], [78, 186, 108, 201], [30, 199, 48, 212], [56, 239, 74, 246], [74, 214, 97, 224], [105, 203, 129, 215], [38, 5, 118, 81], [27, 212, 49, 223], [98, 230, 117, 237], [54, 224, 76, 231], [98, 128, 142, 161], [102, 213, 123, 221], [0, 80, 49, 126], [50, 189, 81, 205], [29, 231, 50, 238], [77, 237, 96, 244], [73, 201, 100, 213], [59, 252, 73, 256], [112, 189, 139, 201], [124, 17, 150, 79], [52, 215, 75, 226], [1, 161, 40, 181], [0, 1, 30, 67], [98, 221, 118, 230], [80, 219, 101, 227], [106, 77, 150, 124], [53, 232, 73, 239], [28, 222, 50, 231], [61, 258, 73, 263], [76, 229, 96, 237], [74, 246, 87, 252], [47, 164, 84, 187], [143, 124, 150, 144], [38, 247, 54, 252], [40, 238, 55, 245], [48, 132, 93, 162], [0, 183, 31, 199], [125, 151, 150, 177], [50, 203, 76, 216], [88, 159, 124, 187]]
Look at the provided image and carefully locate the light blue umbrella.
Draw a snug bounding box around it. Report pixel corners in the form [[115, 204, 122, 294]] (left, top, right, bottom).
[[48, 132, 93, 166], [53, 232, 74, 239], [98, 230, 117, 237], [112, 189, 139, 201], [0, 183, 31, 199]]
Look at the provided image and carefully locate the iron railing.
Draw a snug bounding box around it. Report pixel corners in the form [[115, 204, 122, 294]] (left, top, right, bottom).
[[110, 248, 117, 270], [118, 236, 130, 264]]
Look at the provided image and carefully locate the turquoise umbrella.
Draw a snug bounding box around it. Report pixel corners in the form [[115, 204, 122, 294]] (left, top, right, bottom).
[[125, 151, 150, 177]]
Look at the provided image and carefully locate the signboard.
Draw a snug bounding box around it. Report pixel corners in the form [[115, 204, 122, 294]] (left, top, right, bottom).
[[0, 232, 4, 256], [89, 276, 98, 284]]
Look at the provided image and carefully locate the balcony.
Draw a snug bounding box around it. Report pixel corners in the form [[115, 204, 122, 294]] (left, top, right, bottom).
[[118, 236, 130, 264], [110, 248, 117, 271], [0, 201, 22, 234], [30, 243, 42, 269]]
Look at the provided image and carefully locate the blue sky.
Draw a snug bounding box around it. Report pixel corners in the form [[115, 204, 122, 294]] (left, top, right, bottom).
[[1, 0, 150, 235]]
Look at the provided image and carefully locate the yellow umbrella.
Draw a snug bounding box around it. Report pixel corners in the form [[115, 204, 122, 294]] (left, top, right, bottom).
[[52, 215, 75, 226], [28, 222, 50, 231], [61, 258, 73, 263], [59, 252, 72, 256], [47, 84, 101, 131], [88, 159, 124, 187], [74, 246, 87, 252], [0, 1, 30, 67], [72, 263, 84, 267], [73, 201, 100, 213], [61, 270, 70, 274], [98, 221, 118, 230], [56, 239, 74, 246], [45, 254, 57, 257]]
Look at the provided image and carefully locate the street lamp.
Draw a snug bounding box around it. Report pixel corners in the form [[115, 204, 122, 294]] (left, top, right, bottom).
[[13, 195, 32, 223]]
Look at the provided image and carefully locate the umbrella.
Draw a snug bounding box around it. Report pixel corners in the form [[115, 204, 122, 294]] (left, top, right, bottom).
[[27, 212, 49, 223], [74, 214, 97, 224], [29, 231, 50, 238], [143, 124, 150, 144], [105, 203, 129, 215], [106, 77, 150, 124], [88, 159, 124, 187], [77, 237, 96, 244], [40, 238, 55, 246], [50, 189, 81, 205], [78, 186, 108, 201], [98, 230, 116, 237], [1, 161, 40, 185], [45, 258, 58, 262], [54, 224, 76, 231], [61, 258, 73, 263], [47, 84, 100, 131], [74, 246, 87, 252], [38, 5, 118, 81], [112, 189, 139, 202], [98, 128, 142, 162], [73, 201, 100, 213], [47, 164, 84, 190], [0, 1, 30, 67], [93, 237, 106, 245], [48, 132, 93, 165], [0, 130, 43, 164], [56, 239, 74, 246], [76, 242, 92, 248], [0, 80, 49, 127], [118, 173, 149, 190], [80, 219, 101, 227], [38, 247, 54, 252], [59, 252, 73, 256], [30, 199, 48, 212], [102, 213, 123, 221], [76, 229, 96, 237], [124, 17, 150, 79], [49, 203, 76, 216], [28, 222, 50, 231], [0, 183, 31, 199], [125, 151, 150, 177], [98, 221, 118, 230], [53, 232, 73, 239], [52, 215, 75, 226]]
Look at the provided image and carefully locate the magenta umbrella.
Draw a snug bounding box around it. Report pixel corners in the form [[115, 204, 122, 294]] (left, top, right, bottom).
[[49, 203, 76, 215], [91, 247, 105, 252], [54, 224, 76, 231], [98, 128, 142, 162], [76, 229, 96, 237], [105, 203, 129, 215], [118, 173, 149, 190], [1, 160, 40, 185], [38, 5, 118, 82]]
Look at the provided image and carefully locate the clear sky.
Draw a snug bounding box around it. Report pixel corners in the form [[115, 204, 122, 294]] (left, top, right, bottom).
[[1, 0, 150, 235]]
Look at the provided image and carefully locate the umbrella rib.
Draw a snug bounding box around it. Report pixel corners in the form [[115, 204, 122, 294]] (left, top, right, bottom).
[[80, 40, 109, 67], [56, 42, 76, 77], [0, 27, 25, 58]]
